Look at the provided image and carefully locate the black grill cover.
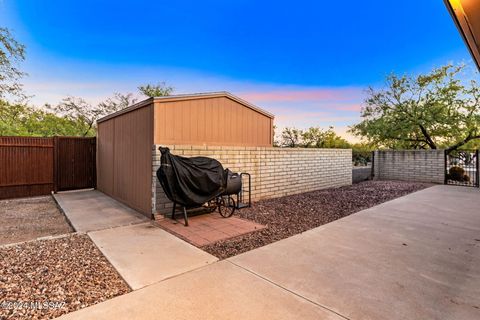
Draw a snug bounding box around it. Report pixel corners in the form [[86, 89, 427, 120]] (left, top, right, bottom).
[[156, 147, 227, 207]]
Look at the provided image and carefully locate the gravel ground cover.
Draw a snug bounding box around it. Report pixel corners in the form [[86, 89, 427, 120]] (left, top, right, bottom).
[[0, 234, 130, 319], [0, 196, 73, 246], [203, 180, 431, 259]]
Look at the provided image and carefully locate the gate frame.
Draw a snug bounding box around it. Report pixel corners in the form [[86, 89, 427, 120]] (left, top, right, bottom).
[[477, 149, 480, 187], [444, 149, 480, 188], [53, 136, 59, 193]]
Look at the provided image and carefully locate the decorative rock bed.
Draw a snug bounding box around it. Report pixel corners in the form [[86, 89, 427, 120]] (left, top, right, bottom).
[[203, 180, 431, 259], [0, 234, 130, 319], [0, 196, 72, 246]]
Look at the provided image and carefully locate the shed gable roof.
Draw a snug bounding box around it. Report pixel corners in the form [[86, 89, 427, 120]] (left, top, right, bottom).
[[97, 91, 274, 123]]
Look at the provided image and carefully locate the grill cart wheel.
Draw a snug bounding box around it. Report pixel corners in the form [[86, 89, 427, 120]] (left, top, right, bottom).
[[218, 196, 236, 218]]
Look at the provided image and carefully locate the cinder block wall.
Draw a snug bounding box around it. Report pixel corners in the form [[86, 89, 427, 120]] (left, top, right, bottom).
[[373, 150, 444, 184], [152, 145, 352, 216], [352, 166, 372, 183]]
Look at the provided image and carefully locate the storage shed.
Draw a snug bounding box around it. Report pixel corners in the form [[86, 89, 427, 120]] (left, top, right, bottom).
[[96, 92, 274, 217]]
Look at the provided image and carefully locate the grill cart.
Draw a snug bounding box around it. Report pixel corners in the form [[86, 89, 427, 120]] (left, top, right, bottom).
[[156, 147, 250, 226]]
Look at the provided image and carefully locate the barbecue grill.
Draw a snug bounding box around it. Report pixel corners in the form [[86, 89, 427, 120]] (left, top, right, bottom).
[[156, 147, 250, 226]]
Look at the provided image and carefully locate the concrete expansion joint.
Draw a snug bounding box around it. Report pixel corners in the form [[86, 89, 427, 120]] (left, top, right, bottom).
[[86, 220, 151, 234], [130, 262, 218, 292], [226, 260, 352, 320], [0, 231, 84, 249]]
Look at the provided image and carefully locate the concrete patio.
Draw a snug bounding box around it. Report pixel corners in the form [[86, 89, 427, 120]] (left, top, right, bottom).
[[58, 185, 480, 320], [54, 190, 218, 290], [230, 185, 480, 319]]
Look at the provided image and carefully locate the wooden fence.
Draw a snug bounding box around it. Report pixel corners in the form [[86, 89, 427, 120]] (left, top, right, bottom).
[[0, 136, 96, 200]]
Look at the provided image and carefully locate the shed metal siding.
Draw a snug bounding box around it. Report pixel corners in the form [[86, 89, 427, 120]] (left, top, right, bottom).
[[97, 104, 153, 216], [153, 96, 273, 146], [97, 120, 115, 195]]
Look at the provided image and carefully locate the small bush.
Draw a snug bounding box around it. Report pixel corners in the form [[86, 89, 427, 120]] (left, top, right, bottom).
[[447, 166, 470, 182], [353, 151, 372, 166]]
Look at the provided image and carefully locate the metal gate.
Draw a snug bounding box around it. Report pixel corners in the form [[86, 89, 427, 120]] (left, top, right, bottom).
[[445, 149, 479, 187], [54, 137, 96, 192]]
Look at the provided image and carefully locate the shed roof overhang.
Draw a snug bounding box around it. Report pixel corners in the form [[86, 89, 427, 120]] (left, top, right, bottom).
[[444, 0, 480, 70]]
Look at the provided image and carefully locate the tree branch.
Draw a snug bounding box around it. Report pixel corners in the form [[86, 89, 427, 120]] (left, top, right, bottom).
[[446, 132, 480, 153], [418, 124, 437, 149]]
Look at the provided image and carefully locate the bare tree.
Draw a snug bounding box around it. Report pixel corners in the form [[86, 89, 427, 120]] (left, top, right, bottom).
[[52, 93, 137, 136], [280, 127, 303, 147]]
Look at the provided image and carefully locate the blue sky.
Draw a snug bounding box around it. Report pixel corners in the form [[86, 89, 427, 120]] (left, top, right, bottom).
[[0, 0, 474, 140]]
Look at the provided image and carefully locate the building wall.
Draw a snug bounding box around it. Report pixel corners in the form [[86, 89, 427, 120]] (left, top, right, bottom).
[[373, 150, 444, 184], [152, 145, 352, 216], [352, 166, 372, 183], [153, 96, 273, 147], [97, 104, 154, 216]]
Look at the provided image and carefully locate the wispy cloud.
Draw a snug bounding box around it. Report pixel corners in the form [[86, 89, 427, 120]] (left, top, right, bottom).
[[234, 87, 365, 137], [21, 64, 366, 141], [239, 87, 364, 103]]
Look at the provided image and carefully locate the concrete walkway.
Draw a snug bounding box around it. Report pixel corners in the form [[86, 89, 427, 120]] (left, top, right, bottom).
[[54, 190, 218, 290], [89, 223, 217, 290], [53, 190, 147, 232], [59, 261, 341, 320], [58, 185, 480, 320]]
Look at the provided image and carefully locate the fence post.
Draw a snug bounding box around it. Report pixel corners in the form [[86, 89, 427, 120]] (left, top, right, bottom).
[[370, 151, 375, 180], [444, 150, 448, 185], [476, 149, 479, 188], [92, 137, 97, 189], [53, 136, 58, 193]]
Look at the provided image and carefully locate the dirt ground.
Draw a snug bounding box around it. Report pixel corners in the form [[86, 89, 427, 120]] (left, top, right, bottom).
[[203, 180, 431, 259], [0, 196, 73, 246], [0, 234, 131, 319]]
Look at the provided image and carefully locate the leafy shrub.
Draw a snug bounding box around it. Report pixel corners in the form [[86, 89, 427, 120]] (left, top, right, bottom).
[[352, 151, 372, 166], [447, 166, 470, 182]]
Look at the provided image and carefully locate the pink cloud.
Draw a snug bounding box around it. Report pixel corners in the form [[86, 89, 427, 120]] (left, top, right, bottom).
[[265, 103, 362, 115], [238, 87, 364, 103], [275, 112, 359, 122], [275, 111, 329, 121], [334, 103, 362, 111]]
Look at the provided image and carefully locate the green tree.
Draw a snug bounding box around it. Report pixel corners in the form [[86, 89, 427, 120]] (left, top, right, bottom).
[[23, 108, 86, 136], [279, 126, 352, 148], [350, 64, 480, 152], [138, 82, 174, 97], [0, 100, 83, 136], [302, 126, 350, 148], [0, 27, 26, 99], [0, 99, 28, 135]]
